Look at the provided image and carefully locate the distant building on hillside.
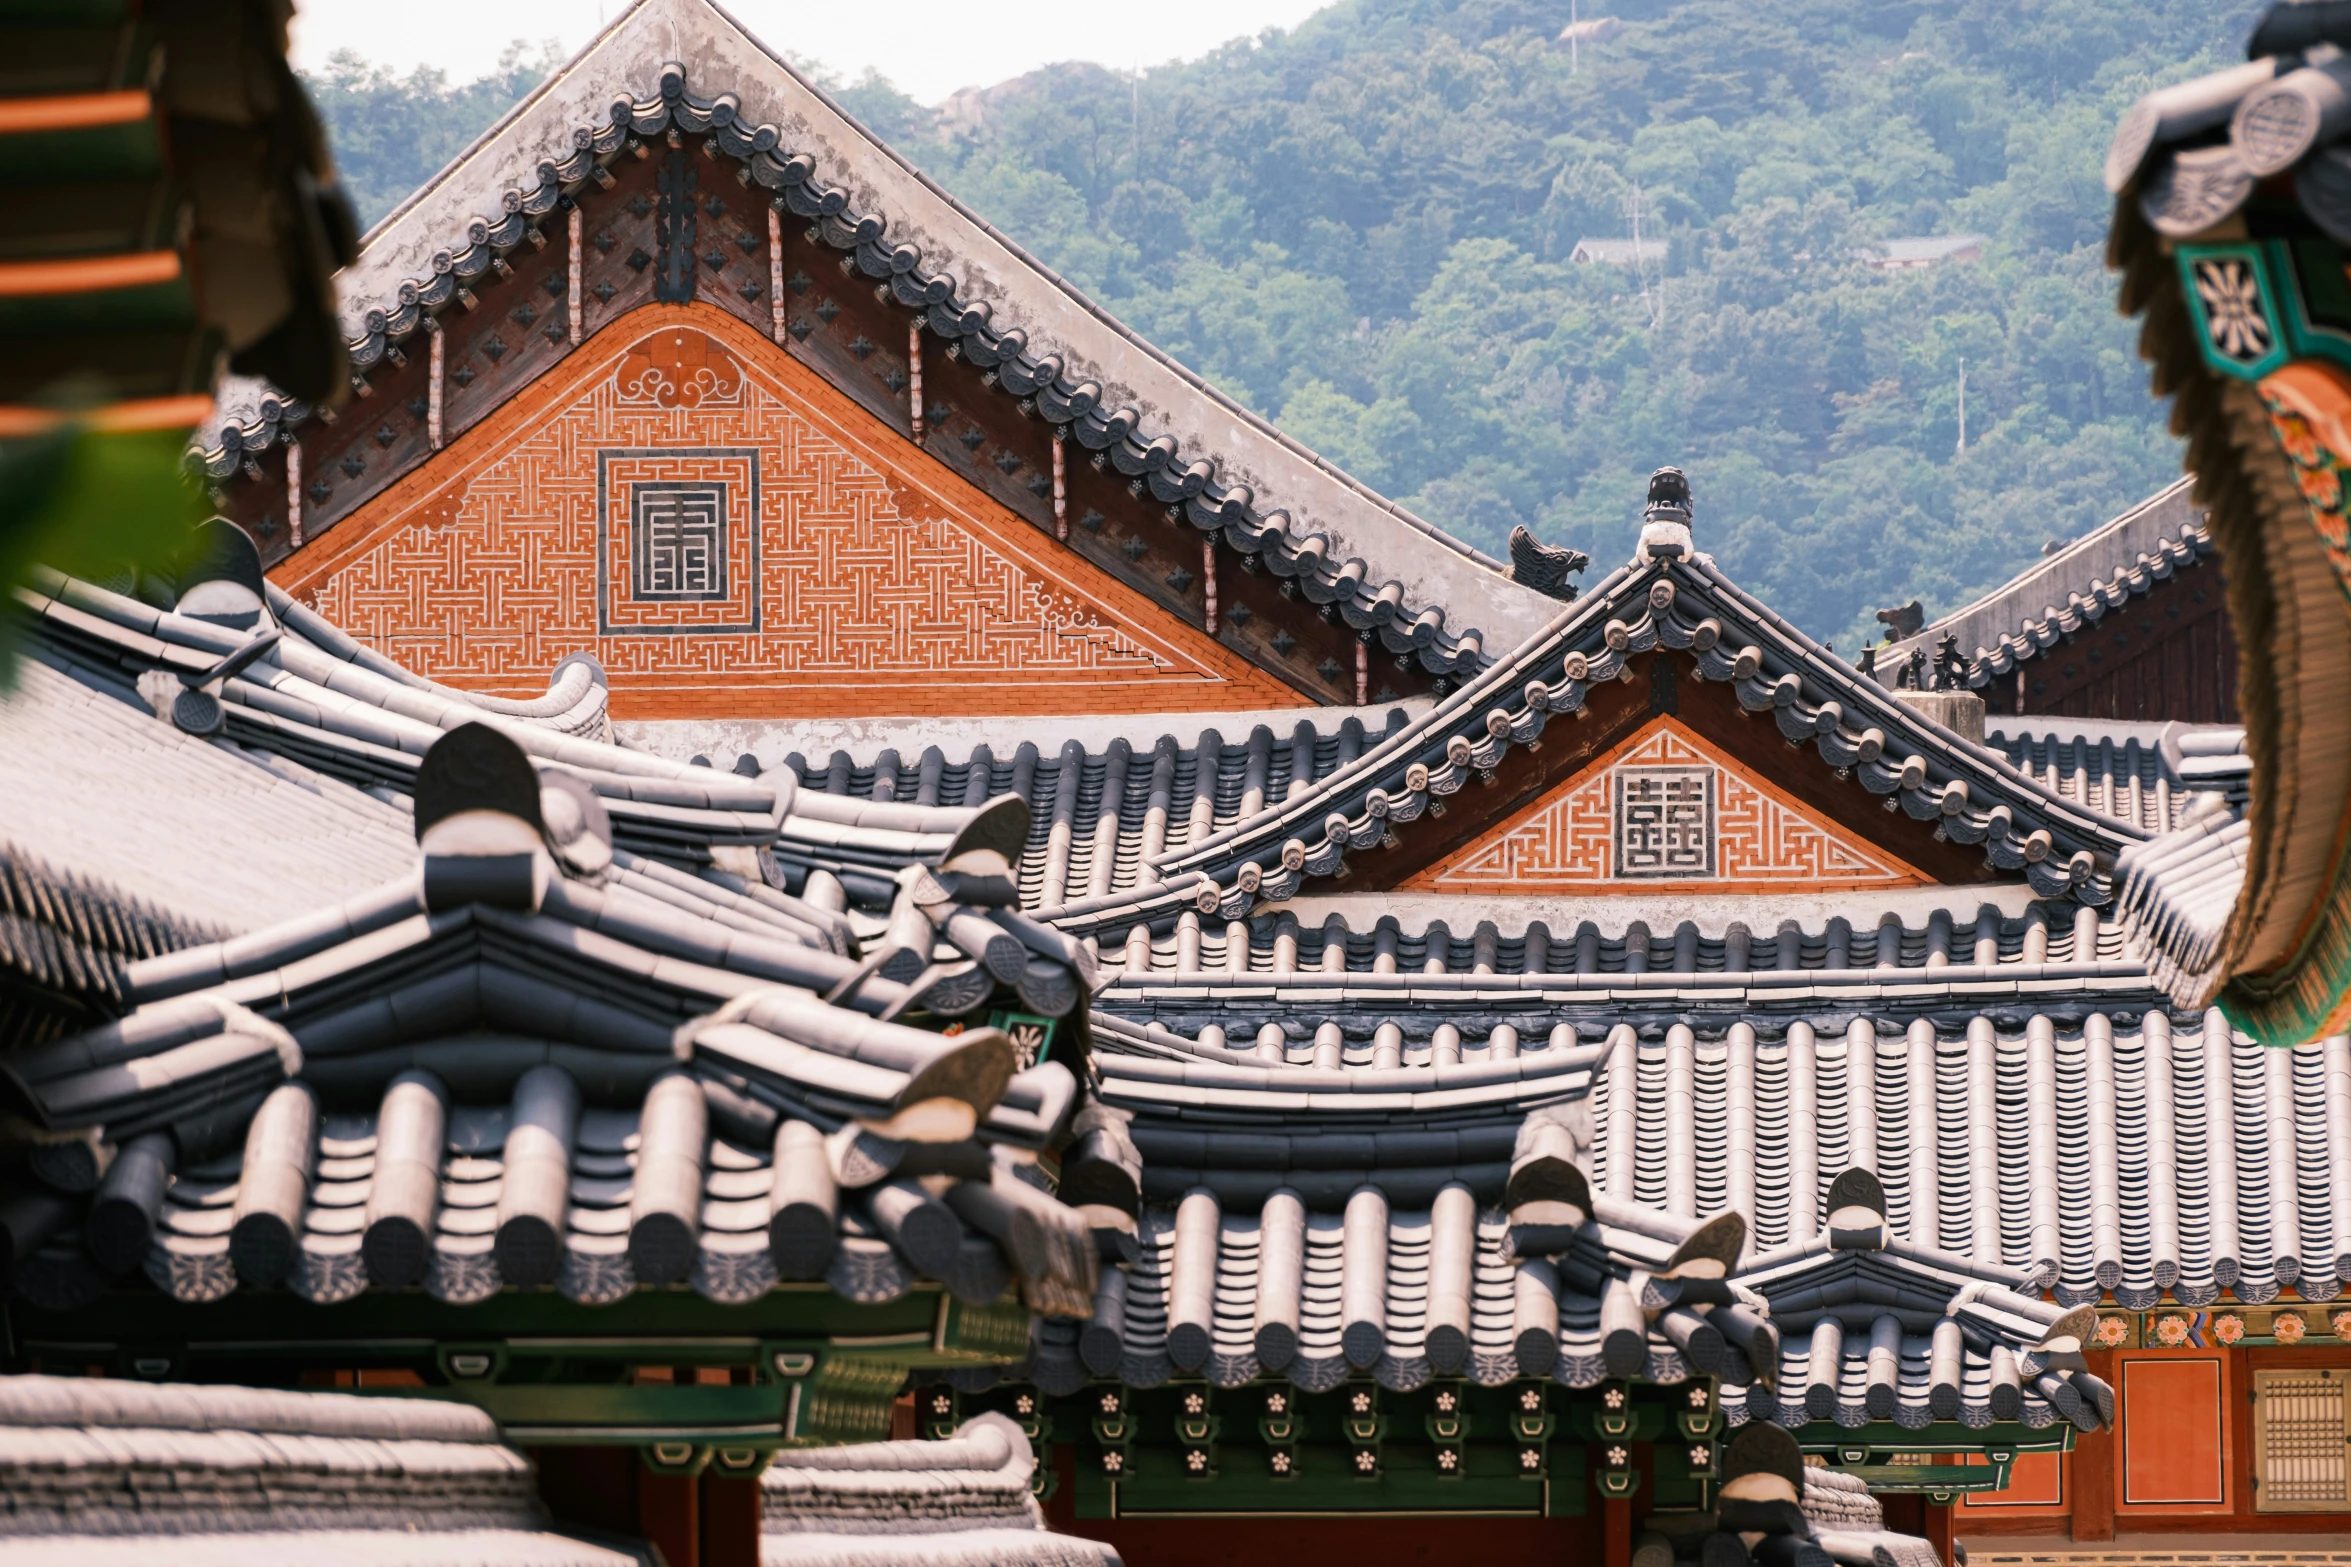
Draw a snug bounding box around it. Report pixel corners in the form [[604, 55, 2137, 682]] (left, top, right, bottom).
[[1866, 233, 1986, 269], [1568, 236, 1666, 265], [1556, 15, 1623, 45]]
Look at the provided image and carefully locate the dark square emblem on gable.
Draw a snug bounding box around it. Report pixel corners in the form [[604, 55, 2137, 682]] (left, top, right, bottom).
[[629, 483, 727, 601], [1614, 765, 1714, 879], [595, 447, 760, 636]]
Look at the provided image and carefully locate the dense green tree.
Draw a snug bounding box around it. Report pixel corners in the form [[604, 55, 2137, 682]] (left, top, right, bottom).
[[308, 41, 568, 233], [307, 0, 2260, 650]]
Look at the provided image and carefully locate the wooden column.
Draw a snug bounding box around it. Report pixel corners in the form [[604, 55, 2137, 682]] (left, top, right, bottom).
[[1052, 438, 1067, 540], [426, 318, 445, 450], [284, 442, 302, 548], [638, 1470, 699, 1567], [1202, 538, 1218, 634], [1594, 1438, 1646, 1567], [1923, 1499, 1955, 1564], [700, 1474, 762, 1567], [1600, 1495, 1633, 1567], [531, 1445, 640, 1538], [2071, 1346, 2117, 1541], [2229, 1344, 2255, 1525], [767, 204, 786, 344]]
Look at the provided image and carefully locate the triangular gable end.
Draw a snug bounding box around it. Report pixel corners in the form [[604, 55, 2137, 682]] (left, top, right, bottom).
[[271, 305, 1303, 718], [1401, 715, 1931, 893]]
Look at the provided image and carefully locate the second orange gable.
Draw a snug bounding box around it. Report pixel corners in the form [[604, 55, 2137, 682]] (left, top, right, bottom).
[[1401, 715, 1932, 894]]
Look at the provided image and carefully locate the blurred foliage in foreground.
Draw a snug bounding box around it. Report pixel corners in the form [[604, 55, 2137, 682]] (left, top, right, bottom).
[[0, 423, 209, 686]]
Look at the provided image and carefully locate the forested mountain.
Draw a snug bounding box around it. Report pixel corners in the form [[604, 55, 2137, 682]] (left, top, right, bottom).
[[307, 0, 2258, 650]]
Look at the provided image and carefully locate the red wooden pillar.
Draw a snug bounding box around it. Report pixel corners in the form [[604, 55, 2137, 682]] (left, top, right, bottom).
[[1593, 1436, 1646, 1567], [639, 1471, 699, 1567], [701, 1474, 763, 1567], [1921, 1498, 1954, 1565], [1600, 1496, 1634, 1567], [533, 1445, 642, 1536], [2071, 1347, 2118, 1541], [534, 1445, 762, 1566]]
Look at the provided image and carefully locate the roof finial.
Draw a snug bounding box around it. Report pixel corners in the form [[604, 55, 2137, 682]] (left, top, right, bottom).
[[1635, 465, 1693, 564], [414, 723, 552, 912]]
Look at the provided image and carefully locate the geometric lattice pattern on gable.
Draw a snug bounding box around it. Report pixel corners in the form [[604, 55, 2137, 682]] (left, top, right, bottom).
[[273, 307, 1300, 720], [1402, 716, 1928, 893]]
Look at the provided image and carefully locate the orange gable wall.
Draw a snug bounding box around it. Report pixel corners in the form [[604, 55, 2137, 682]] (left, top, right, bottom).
[[1401, 715, 1931, 894], [269, 303, 1302, 719]]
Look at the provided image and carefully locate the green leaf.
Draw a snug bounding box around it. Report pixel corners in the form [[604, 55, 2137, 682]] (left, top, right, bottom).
[[0, 424, 210, 688]]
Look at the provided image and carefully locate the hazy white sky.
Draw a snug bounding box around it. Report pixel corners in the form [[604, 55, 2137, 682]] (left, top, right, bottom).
[[289, 0, 1333, 105]]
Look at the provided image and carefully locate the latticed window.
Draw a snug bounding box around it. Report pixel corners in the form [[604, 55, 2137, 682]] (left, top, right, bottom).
[[2253, 1368, 2350, 1511]]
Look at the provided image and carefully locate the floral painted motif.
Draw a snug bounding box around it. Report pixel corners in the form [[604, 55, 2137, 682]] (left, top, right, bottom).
[[2265, 398, 2347, 517], [2272, 1310, 2308, 1344], [614, 326, 745, 409], [2212, 1312, 2246, 1345], [2092, 1314, 2133, 1348], [2196, 257, 2276, 365], [2332, 1308, 2351, 1340], [2259, 362, 2351, 608], [2152, 1313, 2193, 1347]]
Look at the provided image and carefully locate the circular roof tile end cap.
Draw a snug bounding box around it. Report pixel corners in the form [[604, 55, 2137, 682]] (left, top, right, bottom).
[[551, 650, 609, 689], [2040, 1305, 2100, 1355], [1665, 1210, 1746, 1279], [887, 1027, 1019, 1133], [415, 722, 547, 843]]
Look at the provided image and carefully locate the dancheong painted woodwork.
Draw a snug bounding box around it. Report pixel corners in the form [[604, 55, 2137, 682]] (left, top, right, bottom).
[[2105, 1, 2351, 1049], [0, 3, 351, 419], [197, 20, 1532, 718]]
